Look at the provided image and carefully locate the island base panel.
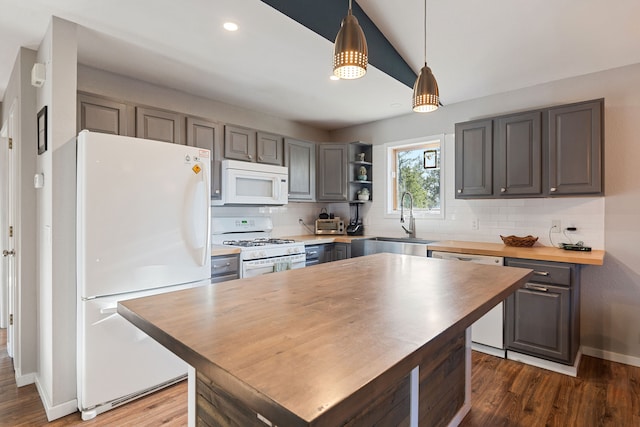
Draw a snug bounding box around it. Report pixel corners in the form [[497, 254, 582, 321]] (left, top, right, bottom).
[[194, 331, 467, 427]]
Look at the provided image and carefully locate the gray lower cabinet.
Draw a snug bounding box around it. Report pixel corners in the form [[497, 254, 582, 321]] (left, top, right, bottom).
[[504, 258, 580, 365], [187, 118, 222, 203], [495, 111, 542, 196], [305, 244, 331, 266], [317, 144, 349, 202], [136, 107, 184, 144], [455, 119, 493, 198], [333, 243, 351, 261], [77, 93, 131, 136], [285, 138, 316, 201], [212, 254, 239, 283], [548, 99, 603, 195]]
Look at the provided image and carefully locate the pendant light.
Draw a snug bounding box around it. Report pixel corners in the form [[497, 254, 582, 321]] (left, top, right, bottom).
[[333, 0, 368, 79], [412, 0, 439, 112]]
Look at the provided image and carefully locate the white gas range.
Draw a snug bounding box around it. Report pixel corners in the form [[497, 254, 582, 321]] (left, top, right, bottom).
[[212, 217, 305, 278]]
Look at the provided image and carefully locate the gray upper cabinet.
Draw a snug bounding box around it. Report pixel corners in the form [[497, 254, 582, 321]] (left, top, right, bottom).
[[257, 132, 284, 165], [136, 107, 184, 144], [495, 111, 542, 196], [455, 119, 493, 198], [187, 117, 222, 203], [224, 125, 257, 162], [455, 98, 603, 199], [547, 99, 603, 196], [284, 138, 316, 201], [224, 125, 284, 165], [317, 143, 349, 202], [77, 93, 130, 136]]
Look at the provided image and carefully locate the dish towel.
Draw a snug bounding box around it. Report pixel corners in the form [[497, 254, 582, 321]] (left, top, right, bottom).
[[273, 261, 292, 273]]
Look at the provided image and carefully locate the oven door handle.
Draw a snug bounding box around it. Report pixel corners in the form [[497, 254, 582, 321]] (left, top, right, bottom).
[[244, 262, 276, 271]]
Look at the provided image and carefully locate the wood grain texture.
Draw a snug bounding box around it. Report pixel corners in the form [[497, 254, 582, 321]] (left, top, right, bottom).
[[2, 328, 639, 426], [428, 240, 605, 265], [119, 253, 532, 425], [211, 245, 241, 257]]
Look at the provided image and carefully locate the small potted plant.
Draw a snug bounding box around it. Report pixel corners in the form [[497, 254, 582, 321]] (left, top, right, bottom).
[[357, 188, 370, 201]]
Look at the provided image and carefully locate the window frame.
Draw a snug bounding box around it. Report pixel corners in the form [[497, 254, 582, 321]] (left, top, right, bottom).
[[384, 135, 445, 220]]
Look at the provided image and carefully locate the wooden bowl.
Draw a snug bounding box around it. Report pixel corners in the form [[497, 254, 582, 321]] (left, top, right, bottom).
[[500, 235, 538, 247]]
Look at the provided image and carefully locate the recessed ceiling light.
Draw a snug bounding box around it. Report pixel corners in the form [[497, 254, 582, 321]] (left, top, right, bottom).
[[223, 22, 238, 32], [329, 75, 340, 81]]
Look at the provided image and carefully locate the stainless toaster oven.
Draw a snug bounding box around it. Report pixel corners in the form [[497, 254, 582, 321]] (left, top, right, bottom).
[[315, 218, 345, 235]]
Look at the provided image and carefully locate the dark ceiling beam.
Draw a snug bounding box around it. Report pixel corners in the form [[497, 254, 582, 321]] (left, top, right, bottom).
[[260, 0, 417, 89]]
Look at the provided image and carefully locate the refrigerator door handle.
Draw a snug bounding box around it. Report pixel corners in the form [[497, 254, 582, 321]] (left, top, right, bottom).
[[201, 161, 211, 267]]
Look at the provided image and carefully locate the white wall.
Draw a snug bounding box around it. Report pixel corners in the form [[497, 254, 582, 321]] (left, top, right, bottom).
[[35, 16, 79, 420], [0, 47, 38, 386], [330, 64, 640, 364]]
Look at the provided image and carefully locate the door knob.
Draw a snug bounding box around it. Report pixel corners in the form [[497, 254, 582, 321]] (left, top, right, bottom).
[[2, 250, 15, 257]]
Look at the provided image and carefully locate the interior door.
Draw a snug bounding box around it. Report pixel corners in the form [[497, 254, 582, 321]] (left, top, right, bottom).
[[0, 106, 16, 359]]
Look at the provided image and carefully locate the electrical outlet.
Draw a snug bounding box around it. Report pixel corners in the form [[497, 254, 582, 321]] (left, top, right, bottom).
[[551, 219, 561, 233], [298, 218, 304, 224], [471, 217, 479, 230]]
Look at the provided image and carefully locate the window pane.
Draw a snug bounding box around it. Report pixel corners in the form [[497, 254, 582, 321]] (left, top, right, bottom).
[[391, 141, 441, 214]]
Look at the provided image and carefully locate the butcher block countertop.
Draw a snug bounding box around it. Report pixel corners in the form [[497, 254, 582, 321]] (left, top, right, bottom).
[[427, 240, 605, 266], [211, 245, 241, 257], [119, 253, 532, 426]]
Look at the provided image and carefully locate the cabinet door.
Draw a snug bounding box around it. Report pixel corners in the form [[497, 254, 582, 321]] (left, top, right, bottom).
[[505, 283, 571, 363], [257, 132, 284, 165], [187, 118, 222, 202], [317, 144, 348, 202], [77, 94, 129, 135], [285, 138, 316, 201], [136, 107, 183, 144], [224, 125, 257, 162], [333, 243, 351, 260], [455, 120, 493, 198], [547, 99, 603, 195], [495, 112, 542, 196]]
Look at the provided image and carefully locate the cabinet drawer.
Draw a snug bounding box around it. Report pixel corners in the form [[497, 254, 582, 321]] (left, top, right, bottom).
[[212, 273, 239, 284], [212, 255, 239, 277], [505, 258, 571, 286]]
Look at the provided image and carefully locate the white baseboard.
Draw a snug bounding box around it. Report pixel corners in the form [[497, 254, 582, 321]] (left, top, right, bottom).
[[471, 342, 506, 358], [582, 346, 640, 368], [15, 370, 36, 387], [506, 349, 582, 377], [35, 376, 78, 421]]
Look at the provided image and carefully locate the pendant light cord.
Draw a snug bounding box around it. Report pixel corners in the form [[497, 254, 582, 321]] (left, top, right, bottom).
[[423, 0, 427, 66]]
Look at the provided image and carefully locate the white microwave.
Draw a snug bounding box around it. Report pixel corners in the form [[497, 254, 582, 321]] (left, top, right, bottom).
[[221, 159, 288, 205]]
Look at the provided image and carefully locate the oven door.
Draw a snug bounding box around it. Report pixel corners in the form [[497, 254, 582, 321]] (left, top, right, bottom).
[[242, 254, 305, 278]]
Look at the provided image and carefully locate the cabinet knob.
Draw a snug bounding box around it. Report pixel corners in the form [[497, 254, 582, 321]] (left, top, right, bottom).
[[500, 187, 506, 193], [550, 187, 557, 192], [258, 156, 263, 161], [457, 189, 462, 194], [214, 189, 220, 194], [247, 154, 253, 160]]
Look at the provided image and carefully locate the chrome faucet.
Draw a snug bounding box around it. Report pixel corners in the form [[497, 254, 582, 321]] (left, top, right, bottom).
[[400, 191, 416, 238]]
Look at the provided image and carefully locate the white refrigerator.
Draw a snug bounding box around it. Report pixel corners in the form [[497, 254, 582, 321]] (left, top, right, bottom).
[[76, 131, 211, 420]]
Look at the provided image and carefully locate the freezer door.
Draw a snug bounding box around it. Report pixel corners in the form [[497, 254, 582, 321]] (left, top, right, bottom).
[[77, 281, 208, 416], [77, 131, 211, 298]]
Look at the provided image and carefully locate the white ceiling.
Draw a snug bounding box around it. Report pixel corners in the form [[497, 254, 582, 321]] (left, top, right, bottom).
[[1, 0, 640, 130]]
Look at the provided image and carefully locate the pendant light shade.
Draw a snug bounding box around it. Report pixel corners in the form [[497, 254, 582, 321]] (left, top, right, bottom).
[[333, 0, 368, 79], [412, 0, 439, 112], [413, 64, 439, 112]]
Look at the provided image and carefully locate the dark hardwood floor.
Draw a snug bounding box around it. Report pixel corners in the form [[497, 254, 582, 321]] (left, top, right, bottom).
[[1, 327, 638, 426]]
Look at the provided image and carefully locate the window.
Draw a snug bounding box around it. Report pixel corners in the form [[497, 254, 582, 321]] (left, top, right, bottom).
[[386, 136, 443, 218]]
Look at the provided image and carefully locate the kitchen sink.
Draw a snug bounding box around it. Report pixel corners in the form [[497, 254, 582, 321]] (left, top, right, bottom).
[[351, 237, 434, 257]]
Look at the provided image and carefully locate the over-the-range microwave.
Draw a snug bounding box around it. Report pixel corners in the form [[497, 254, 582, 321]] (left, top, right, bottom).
[[220, 159, 289, 205]]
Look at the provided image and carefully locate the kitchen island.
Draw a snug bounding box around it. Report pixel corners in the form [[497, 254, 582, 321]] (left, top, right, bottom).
[[118, 253, 532, 426]]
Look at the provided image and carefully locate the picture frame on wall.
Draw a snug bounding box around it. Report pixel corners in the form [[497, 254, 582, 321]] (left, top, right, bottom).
[[37, 105, 47, 155], [423, 149, 437, 169]]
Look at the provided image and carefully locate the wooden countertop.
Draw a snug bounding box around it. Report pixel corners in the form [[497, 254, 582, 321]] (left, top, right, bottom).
[[427, 240, 605, 266], [281, 234, 370, 244], [119, 253, 532, 425], [211, 245, 241, 257]]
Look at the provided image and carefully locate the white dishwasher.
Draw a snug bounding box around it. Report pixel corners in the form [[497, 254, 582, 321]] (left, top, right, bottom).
[[431, 251, 506, 358]]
